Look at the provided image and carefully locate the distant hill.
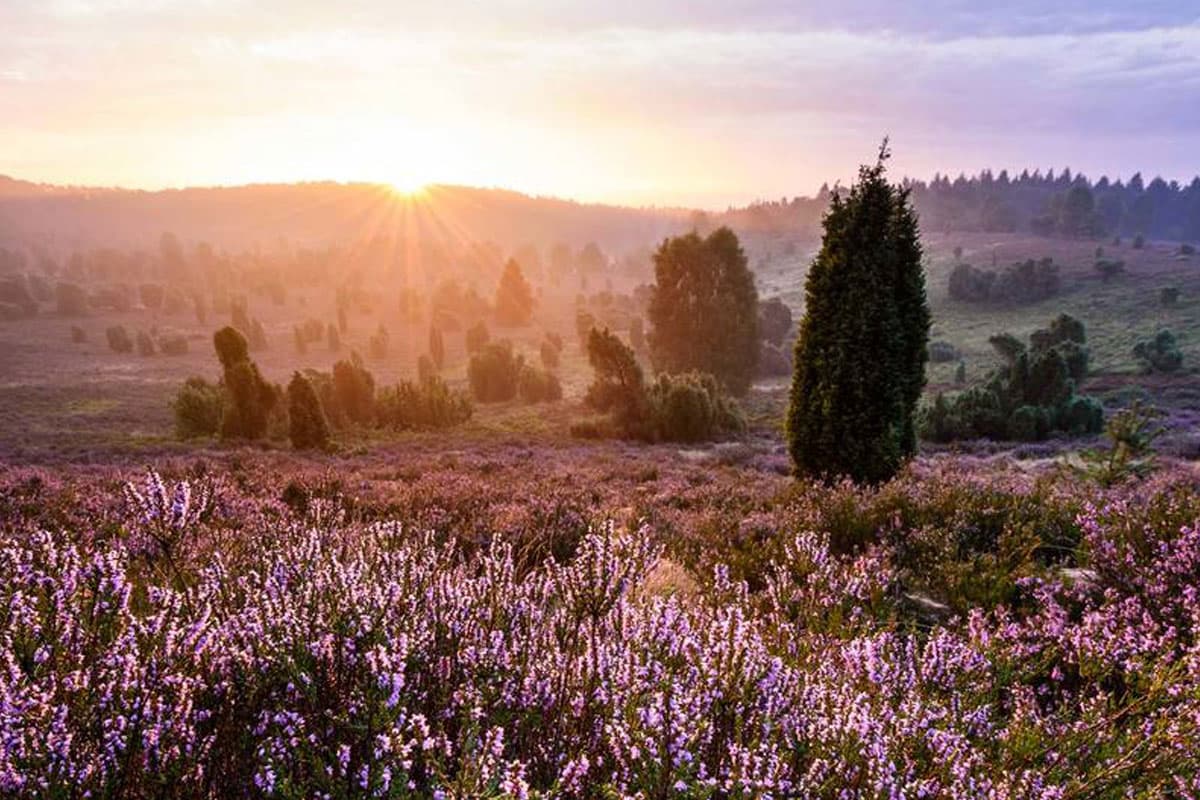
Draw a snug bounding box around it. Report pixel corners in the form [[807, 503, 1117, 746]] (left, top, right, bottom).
[[0, 180, 693, 253]]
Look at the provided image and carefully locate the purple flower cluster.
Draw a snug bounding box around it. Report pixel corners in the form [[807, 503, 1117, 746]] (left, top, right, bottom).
[[0, 462, 1197, 797]]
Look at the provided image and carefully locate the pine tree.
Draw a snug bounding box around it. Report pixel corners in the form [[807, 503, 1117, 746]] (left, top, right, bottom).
[[787, 142, 930, 483], [287, 371, 330, 450], [494, 259, 535, 326], [647, 227, 759, 395]]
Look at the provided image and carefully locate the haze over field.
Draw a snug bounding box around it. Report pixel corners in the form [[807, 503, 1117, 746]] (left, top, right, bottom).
[[4, 1, 1200, 206], [4, 4, 1200, 798]]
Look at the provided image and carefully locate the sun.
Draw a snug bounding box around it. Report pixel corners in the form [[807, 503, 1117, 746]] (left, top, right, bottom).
[[387, 177, 430, 197]]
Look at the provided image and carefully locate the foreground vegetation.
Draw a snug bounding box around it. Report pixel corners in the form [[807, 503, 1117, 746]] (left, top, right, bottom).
[[1, 451, 1198, 798]]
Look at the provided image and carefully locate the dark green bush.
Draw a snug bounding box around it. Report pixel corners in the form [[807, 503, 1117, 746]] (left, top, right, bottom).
[[287, 372, 330, 450], [1095, 259, 1125, 280], [172, 376, 224, 439], [70, 325, 86, 343], [1161, 287, 1181, 307], [1133, 329, 1184, 373], [136, 331, 156, 357], [647, 371, 745, 443], [540, 339, 560, 371], [468, 341, 521, 402], [948, 259, 1059, 304], [921, 314, 1103, 442], [517, 364, 563, 403], [928, 341, 959, 363], [332, 352, 376, 424], [106, 325, 133, 353], [377, 375, 472, 430]]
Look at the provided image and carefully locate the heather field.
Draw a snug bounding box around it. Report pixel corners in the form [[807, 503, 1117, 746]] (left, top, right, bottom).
[[3, 445, 1199, 798]]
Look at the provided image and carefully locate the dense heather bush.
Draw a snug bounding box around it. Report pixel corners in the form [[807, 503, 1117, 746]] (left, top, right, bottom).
[[0, 464, 1197, 797], [922, 314, 1103, 442], [171, 376, 224, 438], [948, 258, 1060, 304], [468, 341, 521, 402], [377, 374, 473, 430], [1133, 329, 1184, 373], [287, 371, 331, 449], [106, 324, 133, 353]]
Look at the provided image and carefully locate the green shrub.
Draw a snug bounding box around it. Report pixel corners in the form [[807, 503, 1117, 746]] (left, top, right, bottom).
[[468, 341, 521, 402], [647, 371, 745, 442], [70, 325, 86, 343], [377, 375, 472, 430], [368, 324, 390, 359], [1161, 287, 1181, 307], [1133, 233, 1145, 249], [1095, 259, 1125, 280], [429, 325, 445, 370], [172, 376, 224, 439], [1133, 329, 1184, 373], [518, 364, 563, 403], [332, 352, 376, 424], [540, 339, 560, 371], [287, 372, 330, 450], [920, 314, 1102, 442], [106, 325, 133, 353]]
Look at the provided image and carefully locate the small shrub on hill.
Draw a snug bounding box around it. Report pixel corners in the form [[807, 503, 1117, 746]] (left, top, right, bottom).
[[1133, 329, 1184, 373]]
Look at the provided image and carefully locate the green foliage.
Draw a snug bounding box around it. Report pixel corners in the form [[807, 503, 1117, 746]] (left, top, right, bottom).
[[70, 325, 86, 343], [757, 341, 791, 377], [1133, 329, 1184, 373], [377, 374, 473, 430], [465, 321, 490, 355], [954, 361, 966, 384], [517, 364, 563, 403], [494, 258, 535, 326], [574, 310, 596, 345], [332, 352, 376, 425], [948, 258, 1059, 304], [1160, 286, 1180, 307], [584, 328, 649, 435], [583, 327, 742, 442], [1076, 401, 1164, 486], [172, 376, 224, 439], [1132, 233, 1145, 249], [287, 372, 330, 450], [417, 354, 436, 384], [55, 282, 89, 316], [220, 360, 276, 440], [788, 143, 930, 483], [646, 371, 746, 442], [648, 226, 759, 395], [468, 341, 521, 402], [213, 326, 249, 369], [159, 334, 188, 356], [757, 297, 793, 346], [106, 325, 133, 353], [921, 314, 1103, 442]]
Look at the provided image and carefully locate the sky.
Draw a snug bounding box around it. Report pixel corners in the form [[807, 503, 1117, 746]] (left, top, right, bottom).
[[2, 1, 1199, 208]]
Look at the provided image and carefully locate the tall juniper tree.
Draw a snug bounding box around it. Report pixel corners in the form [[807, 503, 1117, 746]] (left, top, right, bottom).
[[787, 142, 930, 483]]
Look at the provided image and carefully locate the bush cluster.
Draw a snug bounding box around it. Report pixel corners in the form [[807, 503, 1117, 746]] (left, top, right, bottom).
[[921, 314, 1103, 442], [1134, 329, 1184, 373], [948, 258, 1059, 304]]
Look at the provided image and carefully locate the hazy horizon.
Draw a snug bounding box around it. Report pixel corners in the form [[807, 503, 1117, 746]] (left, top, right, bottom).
[[4, 1, 1199, 207]]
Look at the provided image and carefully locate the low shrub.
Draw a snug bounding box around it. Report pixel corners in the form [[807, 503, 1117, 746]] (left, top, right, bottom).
[[377, 375, 473, 429], [106, 325, 133, 353], [518, 364, 563, 403], [1133, 329, 1184, 373], [172, 376, 224, 438], [468, 341, 521, 402]]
